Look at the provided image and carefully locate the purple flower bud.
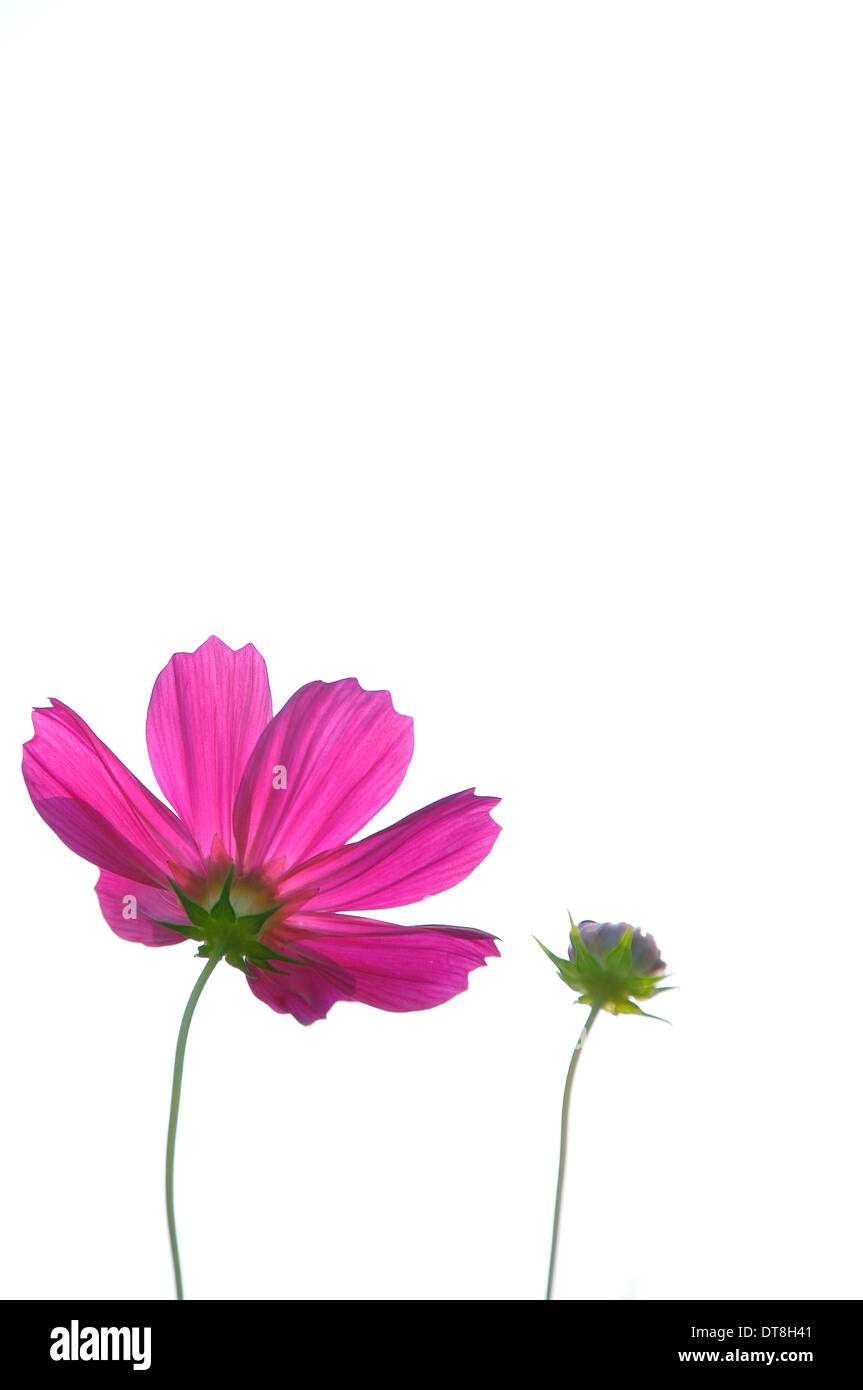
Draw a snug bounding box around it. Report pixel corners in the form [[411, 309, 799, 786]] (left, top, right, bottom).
[[568, 921, 665, 976], [629, 928, 665, 976]]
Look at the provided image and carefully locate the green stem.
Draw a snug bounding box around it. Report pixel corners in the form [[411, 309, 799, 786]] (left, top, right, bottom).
[[545, 1003, 601, 1300], [165, 952, 221, 1300]]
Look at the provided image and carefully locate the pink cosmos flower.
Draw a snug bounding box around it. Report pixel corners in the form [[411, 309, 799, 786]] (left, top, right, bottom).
[[22, 636, 501, 1023]]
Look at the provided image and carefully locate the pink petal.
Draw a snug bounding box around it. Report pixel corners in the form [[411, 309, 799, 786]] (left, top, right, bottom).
[[146, 636, 273, 860], [280, 789, 501, 911], [95, 872, 189, 946], [245, 955, 353, 1026], [22, 700, 201, 883], [247, 911, 499, 1022], [233, 679, 413, 875]]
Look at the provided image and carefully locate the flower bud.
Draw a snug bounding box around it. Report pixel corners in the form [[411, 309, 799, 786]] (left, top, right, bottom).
[[537, 916, 670, 1017]]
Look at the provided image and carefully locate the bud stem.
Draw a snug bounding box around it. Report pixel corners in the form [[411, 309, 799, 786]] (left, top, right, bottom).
[[546, 1003, 601, 1300], [166, 952, 222, 1300]]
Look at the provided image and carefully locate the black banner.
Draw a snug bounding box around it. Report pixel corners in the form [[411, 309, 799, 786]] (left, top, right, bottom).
[[1, 1299, 855, 1376]]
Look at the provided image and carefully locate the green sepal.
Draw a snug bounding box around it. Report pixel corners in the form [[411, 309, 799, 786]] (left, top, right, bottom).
[[607, 998, 670, 1022], [535, 937, 573, 974], [166, 878, 213, 930], [153, 918, 204, 942], [208, 865, 237, 924], [250, 954, 304, 973], [605, 997, 649, 1016], [243, 940, 306, 970], [603, 926, 634, 971], [236, 903, 284, 933]]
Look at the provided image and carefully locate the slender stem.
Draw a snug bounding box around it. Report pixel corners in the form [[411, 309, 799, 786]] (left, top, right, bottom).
[[545, 1003, 601, 1300], [166, 952, 221, 1301]]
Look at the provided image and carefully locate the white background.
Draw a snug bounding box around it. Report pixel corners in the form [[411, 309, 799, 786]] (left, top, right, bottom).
[[1, 1, 860, 1301]]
